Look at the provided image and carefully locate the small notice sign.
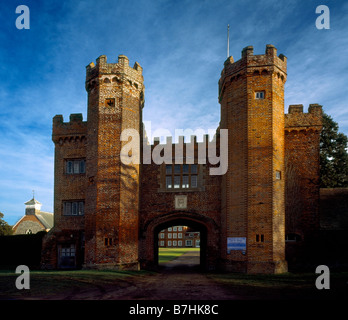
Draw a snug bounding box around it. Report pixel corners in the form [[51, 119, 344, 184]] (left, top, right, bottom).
[[227, 237, 246, 254]]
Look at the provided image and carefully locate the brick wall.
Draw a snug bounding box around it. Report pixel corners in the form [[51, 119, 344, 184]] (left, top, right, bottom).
[[84, 55, 143, 269], [42, 48, 324, 274], [219, 45, 288, 273], [285, 104, 322, 239]]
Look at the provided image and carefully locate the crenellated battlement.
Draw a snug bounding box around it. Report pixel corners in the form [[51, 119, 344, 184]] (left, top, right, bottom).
[[85, 54, 144, 93], [221, 44, 287, 80], [219, 44, 287, 102], [285, 104, 323, 132], [52, 113, 87, 144]]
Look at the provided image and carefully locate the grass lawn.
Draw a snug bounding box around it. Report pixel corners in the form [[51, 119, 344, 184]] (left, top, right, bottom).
[[208, 271, 348, 299], [0, 269, 150, 299], [158, 248, 200, 263], [0, 267, 346, 300]]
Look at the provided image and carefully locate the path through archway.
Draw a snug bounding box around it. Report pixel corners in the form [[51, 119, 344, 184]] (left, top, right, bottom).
[[154, 218, 207, 271]]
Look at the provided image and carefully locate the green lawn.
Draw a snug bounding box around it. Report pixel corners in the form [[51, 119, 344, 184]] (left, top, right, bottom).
[[0, 267, 346, 300], [0, 269, 151, 299], [207, 271, 348, 299], [158, 248, 200, 263]]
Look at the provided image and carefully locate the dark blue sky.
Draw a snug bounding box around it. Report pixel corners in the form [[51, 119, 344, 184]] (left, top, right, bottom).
[[1, 0, 347, 225]]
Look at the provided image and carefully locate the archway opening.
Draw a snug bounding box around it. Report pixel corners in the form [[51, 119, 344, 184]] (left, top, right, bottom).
[[154, 218, 207, 271]]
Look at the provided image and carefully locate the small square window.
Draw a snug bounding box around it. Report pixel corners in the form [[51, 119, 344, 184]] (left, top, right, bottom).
[[105, 238, 113, 246], [255, 91, 265, 99], [276, 171, 281, 180], [66, 159, 85, 174], [105, 98, 115, 108], [186, 240, 193, 247]]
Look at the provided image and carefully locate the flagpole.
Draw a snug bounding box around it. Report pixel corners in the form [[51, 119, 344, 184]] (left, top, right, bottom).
[[227, 24, 230, 58]]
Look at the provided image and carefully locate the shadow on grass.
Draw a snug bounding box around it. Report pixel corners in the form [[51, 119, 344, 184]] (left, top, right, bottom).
[[0, 269, 154, 300], [207, 272, 348, 300]]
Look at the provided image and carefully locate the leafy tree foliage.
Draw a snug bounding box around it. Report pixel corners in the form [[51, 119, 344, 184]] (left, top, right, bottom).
[[320, 113, 348, 187], [0, 212, 13, 236]]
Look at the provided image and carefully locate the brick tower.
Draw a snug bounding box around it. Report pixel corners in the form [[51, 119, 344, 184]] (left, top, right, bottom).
[[219, 45, 288, 273], [84, 55, 144, 269]]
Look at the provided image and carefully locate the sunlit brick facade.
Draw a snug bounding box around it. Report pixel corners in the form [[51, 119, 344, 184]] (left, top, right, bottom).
[[41, 45, 322, 273]]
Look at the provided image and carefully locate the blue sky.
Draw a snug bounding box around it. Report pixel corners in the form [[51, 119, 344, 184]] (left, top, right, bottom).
[[1, 0, 347, 225]]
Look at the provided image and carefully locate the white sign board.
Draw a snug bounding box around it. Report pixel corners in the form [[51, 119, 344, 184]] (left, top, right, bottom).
[[227, 237, 246, 254]]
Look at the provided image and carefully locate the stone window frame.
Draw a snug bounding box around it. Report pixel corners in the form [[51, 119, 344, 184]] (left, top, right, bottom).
[[185, 240, 193, 247], [63, 200, 85, 216], [276, 170, 282, 180], [60, 244, 76, 257], [104, 237, 113, 246], [159, 163, 204, 192], [255, 91, 265, 99], [65, 158, 86, 175]]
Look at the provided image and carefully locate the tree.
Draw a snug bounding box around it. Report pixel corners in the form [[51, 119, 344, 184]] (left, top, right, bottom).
[[0, 211, 13, 236], [320, 113, 348, 188]]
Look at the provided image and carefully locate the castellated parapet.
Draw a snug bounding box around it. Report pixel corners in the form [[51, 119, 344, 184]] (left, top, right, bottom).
[[85, 54, 144, 105], [52, 113, 87, 144], [284, 104, 323, 244], [285, 104, 323, 131], [219, 44, 287, 102]]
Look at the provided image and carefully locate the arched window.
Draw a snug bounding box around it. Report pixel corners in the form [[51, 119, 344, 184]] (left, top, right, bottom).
[[261, 69, 268, 76]]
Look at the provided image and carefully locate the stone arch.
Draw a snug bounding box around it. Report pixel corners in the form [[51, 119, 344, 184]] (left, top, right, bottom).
[[261, 69, 268, 76], [140, 211, 220, 271]]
